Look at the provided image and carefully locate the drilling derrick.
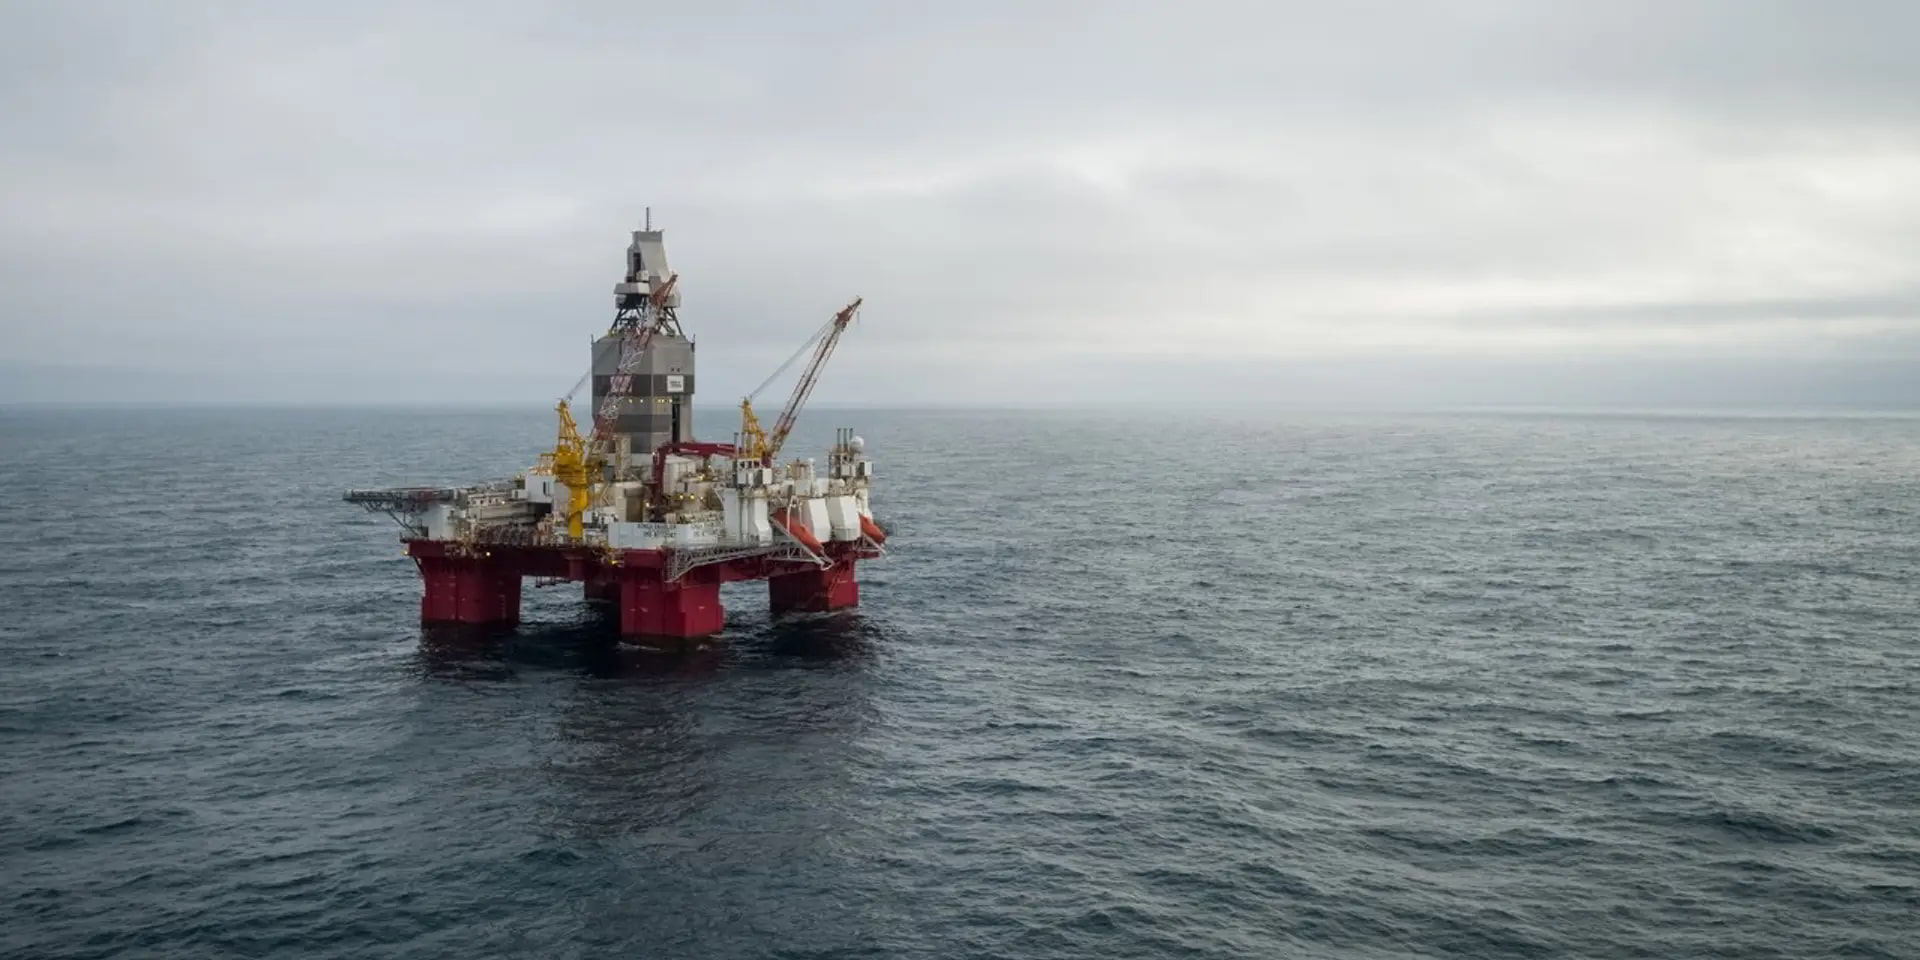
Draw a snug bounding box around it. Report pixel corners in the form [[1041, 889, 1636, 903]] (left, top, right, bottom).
[[593, 218, 692, 470], [343, 215, 887, 644]]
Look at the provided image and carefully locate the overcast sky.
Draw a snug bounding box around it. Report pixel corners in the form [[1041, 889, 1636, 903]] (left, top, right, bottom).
[[4, 1, 1920, 407]]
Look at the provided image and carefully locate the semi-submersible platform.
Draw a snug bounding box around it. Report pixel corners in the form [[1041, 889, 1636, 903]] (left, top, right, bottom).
[[345, 219, 885, 641]]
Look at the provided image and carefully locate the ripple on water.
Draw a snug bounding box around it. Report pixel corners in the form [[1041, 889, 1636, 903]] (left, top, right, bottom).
[[2, 408, 1919, 959]]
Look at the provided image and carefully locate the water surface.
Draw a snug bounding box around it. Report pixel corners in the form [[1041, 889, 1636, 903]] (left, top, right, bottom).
[[2, 407, 1916, 958]]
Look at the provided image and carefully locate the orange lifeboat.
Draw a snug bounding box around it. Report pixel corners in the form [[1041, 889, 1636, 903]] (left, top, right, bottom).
[[770, 511, 825, 553], [859, 515, 887, 544]]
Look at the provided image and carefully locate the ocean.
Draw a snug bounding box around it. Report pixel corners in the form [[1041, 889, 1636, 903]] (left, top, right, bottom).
[[2, 406, 1916, 959]]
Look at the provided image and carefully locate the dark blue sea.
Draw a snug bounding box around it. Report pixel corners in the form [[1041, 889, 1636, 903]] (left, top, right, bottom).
[[2, 406, 1917, 959]]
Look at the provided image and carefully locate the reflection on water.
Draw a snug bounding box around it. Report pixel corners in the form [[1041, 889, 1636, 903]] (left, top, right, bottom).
[[759, 610, 882, 662], [412, 608, 883, 681], [405, 606, 887, 890], [540, 610, 885, 887], [413, 623, 521, 681]]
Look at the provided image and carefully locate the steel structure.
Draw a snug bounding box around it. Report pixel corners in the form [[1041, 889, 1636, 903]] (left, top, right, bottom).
[[345, 218, 884, 642], [768, 298, 861, 460], [737, 298, 860, 465]]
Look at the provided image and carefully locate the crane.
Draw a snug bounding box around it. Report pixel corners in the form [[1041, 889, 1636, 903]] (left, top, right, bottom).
[[739, 298, 862, 466], [549, 399, 591, 540], [739, 397, 771, 463], [736, 319, 830, 463]]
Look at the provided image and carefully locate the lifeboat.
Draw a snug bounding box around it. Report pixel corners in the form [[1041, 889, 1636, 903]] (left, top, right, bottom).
[[770, 511, 824, 553]]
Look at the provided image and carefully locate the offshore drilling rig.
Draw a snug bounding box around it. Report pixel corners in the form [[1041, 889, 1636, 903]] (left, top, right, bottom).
[[345, 217, 885, 641]]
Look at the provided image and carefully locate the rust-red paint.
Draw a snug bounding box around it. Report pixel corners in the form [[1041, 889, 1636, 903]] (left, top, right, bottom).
[[407, 539, 876, 640]]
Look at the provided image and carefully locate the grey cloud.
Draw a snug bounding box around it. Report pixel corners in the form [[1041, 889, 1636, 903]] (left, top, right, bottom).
[[4, 1, 1920, 405], [1471, 293, 1920, 328]]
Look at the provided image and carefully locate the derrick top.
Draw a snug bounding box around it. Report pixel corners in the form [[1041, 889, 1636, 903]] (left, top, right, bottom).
[[615, 226, 680, 312]]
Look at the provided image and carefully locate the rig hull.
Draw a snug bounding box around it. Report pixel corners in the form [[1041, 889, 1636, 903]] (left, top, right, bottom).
[[408, 537, 877, 639]]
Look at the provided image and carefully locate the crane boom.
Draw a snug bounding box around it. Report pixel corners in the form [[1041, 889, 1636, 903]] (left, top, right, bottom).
[[737, 316, 831, 464], [766, 298, 861, 461]]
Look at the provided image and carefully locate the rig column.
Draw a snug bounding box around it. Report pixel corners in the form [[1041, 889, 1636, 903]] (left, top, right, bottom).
[[769, 561, 859, 614], [416, 556, 522, 627], [618, 571, 725, 640]]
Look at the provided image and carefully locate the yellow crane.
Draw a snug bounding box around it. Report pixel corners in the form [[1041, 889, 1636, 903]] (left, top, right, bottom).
[[738, 298, 862, 465], [739, 398, 770, 463], [549, 399, 592, 540]]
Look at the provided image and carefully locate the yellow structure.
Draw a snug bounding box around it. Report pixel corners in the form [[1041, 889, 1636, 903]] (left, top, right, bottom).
[[550, 400, 592, 540], [739, 398, 770, 464]]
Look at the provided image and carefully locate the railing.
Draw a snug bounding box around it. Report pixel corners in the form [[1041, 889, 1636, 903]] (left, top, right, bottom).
[[663, 539, 828, 582], [343, 486, 457, 536], [343, 486, 458, 509]]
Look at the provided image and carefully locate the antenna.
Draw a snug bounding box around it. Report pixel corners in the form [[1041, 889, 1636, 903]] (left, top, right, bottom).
[[645, 206, 651, 231]]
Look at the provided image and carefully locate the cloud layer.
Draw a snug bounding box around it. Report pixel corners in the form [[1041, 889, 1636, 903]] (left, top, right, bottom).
[[5, 1, 1920, 405]]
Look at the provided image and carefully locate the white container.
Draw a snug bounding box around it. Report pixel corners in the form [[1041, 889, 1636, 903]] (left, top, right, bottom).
[[670, 519, 723, 548], [423, 503, 456, 540], [607, 521, 671, 550], [659, 455, 697, 491], [721, 489, 773, 544], [824, 494, 861, 542], [524, 474, 556, 504], [802, 498, 832, 542]]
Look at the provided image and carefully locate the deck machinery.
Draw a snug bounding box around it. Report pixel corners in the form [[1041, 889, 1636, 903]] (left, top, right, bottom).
[[345, 220, 885, 641]]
